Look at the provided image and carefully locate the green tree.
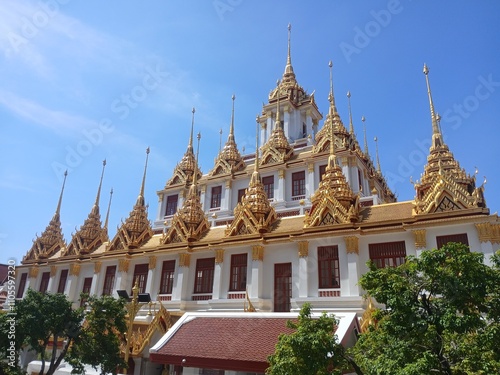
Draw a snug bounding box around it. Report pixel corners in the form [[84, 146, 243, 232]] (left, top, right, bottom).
[[16, 289, 83, 375], [68, 295, 127, 375], [352, 243, 500, 375], [267, 303, 362, 375], [9, 290, 127, 375]]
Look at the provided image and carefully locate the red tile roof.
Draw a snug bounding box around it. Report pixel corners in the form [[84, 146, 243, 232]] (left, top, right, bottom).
[[150, 316, 296, 373]]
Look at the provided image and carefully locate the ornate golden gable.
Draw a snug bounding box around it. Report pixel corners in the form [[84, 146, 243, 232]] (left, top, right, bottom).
[[209, 96, 245, 176], [161, 184, 209, 244], [23, 172, 68, 263], [109, 149, 153, 251]]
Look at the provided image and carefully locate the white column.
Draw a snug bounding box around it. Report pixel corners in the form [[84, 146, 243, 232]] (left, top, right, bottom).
[[156, 193, 165, 221], [307, 164, 314, 202], [250, 246, 264, 299], [276, 170, 285, 205], [347, 252, 360, 296], [223, 180, 231, 211], [297, 242, 309, 298], [306, 110, 313, 143], [481, 241, 495, 266], [174, 254, 191, 301], [115, 260, 130, 294], [212, 249, 224, 299]]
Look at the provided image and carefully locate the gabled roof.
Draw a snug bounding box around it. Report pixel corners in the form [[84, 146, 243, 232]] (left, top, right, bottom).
[[150, 311, 358, 373]]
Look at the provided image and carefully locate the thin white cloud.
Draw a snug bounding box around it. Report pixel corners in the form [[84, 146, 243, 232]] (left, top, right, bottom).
[[0, 89, 95, 133]]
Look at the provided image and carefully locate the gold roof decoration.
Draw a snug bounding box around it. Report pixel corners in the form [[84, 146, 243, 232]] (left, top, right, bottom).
[[23, 171, 68, 263], [305, 62, 360, 227], [360, 296, 378, 333], [108, 148, 153, 251], [268, 24, 316, 108], [162, 114, 210, 244], [64, 160, 108, 257], [165, 108, 202, 187], [209, 95, 245, 176], [261, 80, 294, 165], [225, 120, 277, 236], [312, 62, 350, 154], [413, 65, 486, 215]]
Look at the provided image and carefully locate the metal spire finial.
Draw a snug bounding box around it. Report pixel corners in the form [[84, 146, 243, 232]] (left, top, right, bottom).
[[104, 188, 113, 230], [139, 147, 150, 200], [219, 128, 223, 152], [347, 91, 354, 134], [423, 64, 440, 137], [362, 116, 369, 155], [255, 115, 260, 172], [56, 170, 68, 216], [194, 132, 201, 186], [228, 94, 236, 142], [275, 80, 281, 127], [284, 23, 294, 75], [94, 159, 106, 207], [188, 107, 195, 152], [374, 136, 381, 173]]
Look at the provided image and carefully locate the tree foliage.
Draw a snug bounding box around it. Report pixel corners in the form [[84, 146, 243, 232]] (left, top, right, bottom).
[[352, 243, 500, 375], [7, 290, 127, 375], [267, 303, 359, 375]]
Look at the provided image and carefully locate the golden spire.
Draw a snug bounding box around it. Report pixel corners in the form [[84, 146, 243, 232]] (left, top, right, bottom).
[[23, 171, 67, 262], [209, 95, 245, 176], [275, 80, 281, 128], [374, 136, 381, 173], [347, 91, 354, 135], [328, 60, 338, 116], [362, 116, 369, 155], [327, 61, 338, 169], [162, 112, 210, 244], [56, 170, 68, 218], [104, 188, 113, 231], [225, 118, 277, 236], [166, 107, 200, 186], [423, 64, 443, 147], [284, 23, 295, 77], [108, 148, 152, 251], [65, 161, 108, 256]]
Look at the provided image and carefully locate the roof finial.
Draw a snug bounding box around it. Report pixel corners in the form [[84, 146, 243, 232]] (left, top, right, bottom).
[[255, 115, 260, 172], [104, 188, 113, 230], [284, 23, 294, 75], [347, 91, 354, 134], [362, 116, 369, 155], [374, 136, 381, 173], [423, 64, 443, 147], [195, 132, 201, 186], [94, 159, 106, 207], [138, 147, 150, 203], [188, 107, 195, 152], [275, 80, 281, 128], [229, 94, 235, 141], [56, 170, 68, 217], [328, 61, 338, 116]]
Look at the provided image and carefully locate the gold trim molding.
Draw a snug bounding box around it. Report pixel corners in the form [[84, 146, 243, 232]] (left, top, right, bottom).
[[252, 245, 264, 261], [475, 222, 500, 244], [50, 265, 57, 278], [118, 259, 130, 273], [344, 236, 359, 255], [298, 241, 309, 257], [215, 249, 224, 264], [70, 263, 81, 276], [179, 253, 191, 267], [149, 256, 157, 270], [94, 261, 102, 274], [29, 266, 39, 279], [412, 229, 427, 249], [278, 170, 285, 179]]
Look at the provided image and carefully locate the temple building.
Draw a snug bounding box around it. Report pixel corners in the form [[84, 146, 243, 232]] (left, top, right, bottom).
[[13, 26, 500, 375]]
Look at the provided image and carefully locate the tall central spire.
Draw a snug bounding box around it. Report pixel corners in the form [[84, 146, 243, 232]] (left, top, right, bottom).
[[284, 23, 294, 76], [328, 61, 338, 169], [92, 159, 106, 212], [137, 147, 150, 206], [188, 107, 195, 153], [55, 170, 68, 218], [328, 60, 338, 116], [423, 64, 444, 148]]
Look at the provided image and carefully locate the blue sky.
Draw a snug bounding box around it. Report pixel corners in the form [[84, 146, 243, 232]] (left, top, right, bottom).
[[1, 1, 499, 265]]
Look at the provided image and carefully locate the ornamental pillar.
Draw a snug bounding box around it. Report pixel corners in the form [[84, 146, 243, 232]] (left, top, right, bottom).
[[145, 256, 157, 297], [412, 229, 427, 257], [174, 253, 191, 301], [344, 236, 360, 296], [212, 249, 225, 300], [114, 257, 130, 294], [250, 245, 264, 299], [297, 241, 309, 298]]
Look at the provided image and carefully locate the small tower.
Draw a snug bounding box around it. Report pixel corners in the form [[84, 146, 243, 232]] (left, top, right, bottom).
[[413, 65, 486, 214], [64, 160, 108, 256], [108, 148, 153, 251], [165, 108, 202, 187], [23, 171, 68, 263], [209, 95, 245, 176], [162, 111, 210, 244], [226, 118, 277, 236]]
